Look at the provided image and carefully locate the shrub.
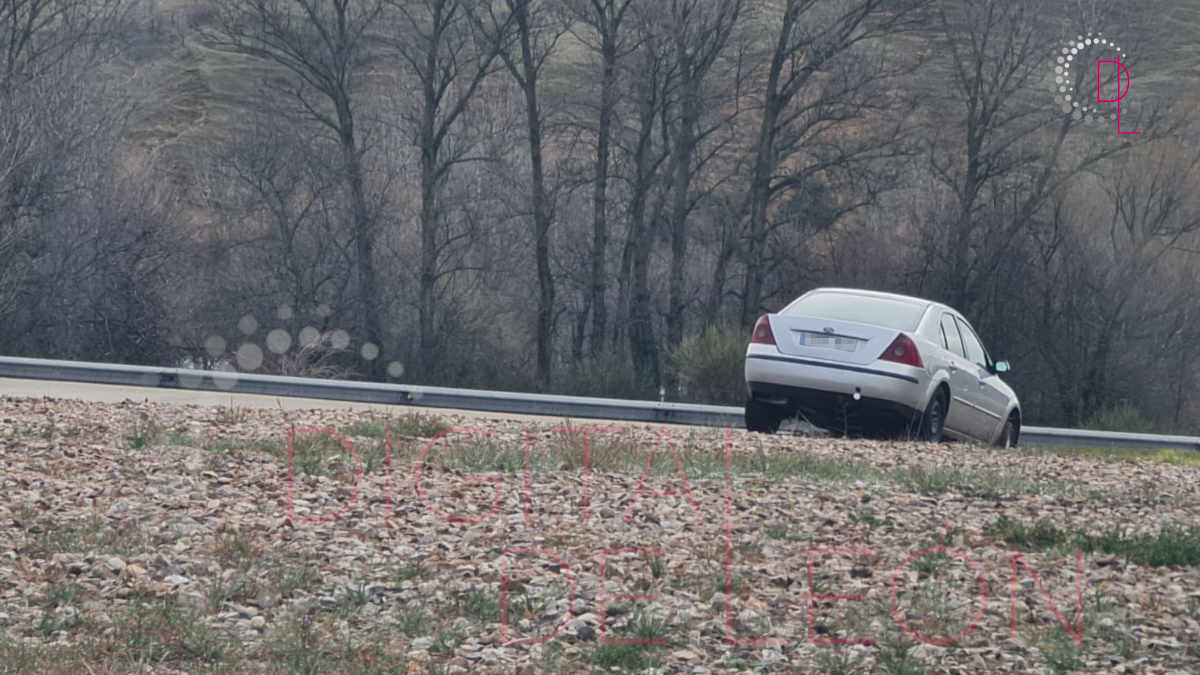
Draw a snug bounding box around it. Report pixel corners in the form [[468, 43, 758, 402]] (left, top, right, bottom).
[[667, 323, 747, 406], [1083, 403, 1159, 434]]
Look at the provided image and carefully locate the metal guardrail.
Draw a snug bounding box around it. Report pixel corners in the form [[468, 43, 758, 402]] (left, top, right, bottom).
[[3, 355, 1199, 451]]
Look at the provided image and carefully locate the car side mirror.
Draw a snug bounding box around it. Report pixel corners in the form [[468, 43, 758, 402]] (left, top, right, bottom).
[[994, 360, 1010, 374]]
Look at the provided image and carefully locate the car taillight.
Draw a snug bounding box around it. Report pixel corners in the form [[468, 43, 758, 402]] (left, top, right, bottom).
[[750, 315, 776, 345], [880, 333, 923, 368]]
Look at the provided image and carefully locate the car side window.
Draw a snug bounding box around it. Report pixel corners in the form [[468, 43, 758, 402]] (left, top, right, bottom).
[[940, 314, 964, 357], [957, 318, 988, 368]]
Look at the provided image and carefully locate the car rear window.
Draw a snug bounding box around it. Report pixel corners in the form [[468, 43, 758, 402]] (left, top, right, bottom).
[[783, 292, 927, 331]]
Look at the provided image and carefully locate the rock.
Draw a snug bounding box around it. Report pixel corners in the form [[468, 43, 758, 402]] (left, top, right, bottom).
[[479, 648, 502, 665], [567, 613, 601, 631], [411, 637, 434, 650], [737, 609, 760, 625], [250, 616, 266, 630], [105, 556, 126, 574], [170, 517, 203, 536], [179, 592, 208, 611], [122, 564, 147, 580], [605, 601, 630, 617], [760, 648, 785, 664], [710, 593, 729, 612], [164, 575, 190, 586]]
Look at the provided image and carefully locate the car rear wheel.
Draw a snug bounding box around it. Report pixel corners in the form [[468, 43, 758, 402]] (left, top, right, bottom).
[[745, 397, 784, 434], [918, 390, 947, 442]]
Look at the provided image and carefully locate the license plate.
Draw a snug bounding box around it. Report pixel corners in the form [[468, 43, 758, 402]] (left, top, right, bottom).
[[797, 332, 859, 352]]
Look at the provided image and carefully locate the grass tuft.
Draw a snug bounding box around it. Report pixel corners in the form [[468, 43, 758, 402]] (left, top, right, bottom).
[[987, 515, 1200, 567], [342, 412, 450, 439], [586, 609, 668, 670]]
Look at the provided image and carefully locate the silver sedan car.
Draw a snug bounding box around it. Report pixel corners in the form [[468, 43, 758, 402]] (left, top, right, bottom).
[[744, 287, 1020, 446]]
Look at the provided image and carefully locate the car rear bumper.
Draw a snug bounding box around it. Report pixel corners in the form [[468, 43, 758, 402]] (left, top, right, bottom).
[[744, 349, 930, 433], [747, 380, 922, 434]]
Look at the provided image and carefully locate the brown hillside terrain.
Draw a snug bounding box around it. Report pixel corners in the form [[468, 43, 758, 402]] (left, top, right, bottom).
[[117, 0, 1200, 216]]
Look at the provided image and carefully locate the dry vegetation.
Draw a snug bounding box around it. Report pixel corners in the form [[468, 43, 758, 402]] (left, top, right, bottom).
[[2, 394, 1199, 673]]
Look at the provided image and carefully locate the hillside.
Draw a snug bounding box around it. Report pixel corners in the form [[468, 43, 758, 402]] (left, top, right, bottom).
[[119, 0, 1200, 218]]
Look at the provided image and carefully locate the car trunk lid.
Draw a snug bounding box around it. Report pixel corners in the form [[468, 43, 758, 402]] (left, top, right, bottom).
[[768, 315, 900, 365]]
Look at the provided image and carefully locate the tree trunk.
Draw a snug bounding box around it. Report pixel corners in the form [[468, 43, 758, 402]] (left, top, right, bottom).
[[512, 1, 555, 388], [705, 224, 734, 327], [588, 31, 616, 358], [418, 95, 439, 381], [740, 105, 781, 327], [627, 88, 660, 387], [740, 2, 790, 327], [666, 92, 694, 354], [336, 99, 382, 380]]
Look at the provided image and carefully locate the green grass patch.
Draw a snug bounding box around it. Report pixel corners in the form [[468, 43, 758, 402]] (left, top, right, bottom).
[[112, 597, 231, 666], [399, 605, 428, 637], [336, 583, 370, 616], [41, 581, 87, 609], [415, 437, 1086, 501], [817, 647, 862, 675], [1020, 444, 1200, 468], [27, 515, 156, 558], [586, 610, 668, 671], [342, 412, 450, 439], [274, 564, 320, 598], [987, 515, 1200, 566], [1038, 625, 1084, 674], [985, 515, 1073, 551], [211, 530, 264, 571], [454, 587, 500, 623], [16, 421, 83, 440], [124, 415, 166, 449]]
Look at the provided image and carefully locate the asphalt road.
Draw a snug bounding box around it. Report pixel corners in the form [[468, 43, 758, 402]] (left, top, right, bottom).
[[0, 377, 698, 431]]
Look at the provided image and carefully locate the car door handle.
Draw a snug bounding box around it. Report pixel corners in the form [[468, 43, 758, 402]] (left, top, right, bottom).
[[948, 364, 958, 372]]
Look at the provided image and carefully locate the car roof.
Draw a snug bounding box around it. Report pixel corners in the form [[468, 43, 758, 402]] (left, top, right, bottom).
[[801, 287, 938, 308]]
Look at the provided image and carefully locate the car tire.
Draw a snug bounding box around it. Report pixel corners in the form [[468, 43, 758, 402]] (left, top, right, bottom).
[[745, 397, 783, 434], [918, 390, 947, 442], [994, 416, 1017, 448]]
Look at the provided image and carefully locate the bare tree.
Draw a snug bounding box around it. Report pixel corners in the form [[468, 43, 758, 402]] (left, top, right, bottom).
[[204, 116, 356, 320], [922, 0, 1176, 316], [205, 0, 389, 377], [561, 0, 638, 357], [1015, 142, 1200, 425], [0, 0, 132, 341], [738, 0, 927, 326], [384, 0, 513, 379], [488, 0, 566, 387], [614, 21, 675, 386], [663, 0, 743, 352]]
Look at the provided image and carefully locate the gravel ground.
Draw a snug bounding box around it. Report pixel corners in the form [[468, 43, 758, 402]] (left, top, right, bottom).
[[1, 393, 1198, 674]]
